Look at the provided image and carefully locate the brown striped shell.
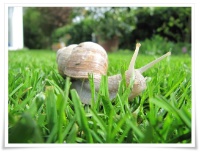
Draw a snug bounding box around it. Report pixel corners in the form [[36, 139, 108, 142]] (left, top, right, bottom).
[[57, 42, 108, 78]]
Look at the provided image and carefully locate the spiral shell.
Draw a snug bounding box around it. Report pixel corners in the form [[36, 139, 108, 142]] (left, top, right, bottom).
[[57, 42, 108, 78]]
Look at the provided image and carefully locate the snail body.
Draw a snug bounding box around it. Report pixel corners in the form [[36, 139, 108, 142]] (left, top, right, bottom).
[[57, 42, 171, 104]]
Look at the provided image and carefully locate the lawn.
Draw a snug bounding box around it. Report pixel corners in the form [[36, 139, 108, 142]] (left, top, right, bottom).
[[8, 49, 192, 144]]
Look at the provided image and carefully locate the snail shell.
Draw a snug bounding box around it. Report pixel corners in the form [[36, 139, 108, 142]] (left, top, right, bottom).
[[57, 42, 108, 78]]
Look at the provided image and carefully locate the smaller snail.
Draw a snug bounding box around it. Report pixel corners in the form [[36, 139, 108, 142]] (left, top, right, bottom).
[[57, 42, 171, 104]]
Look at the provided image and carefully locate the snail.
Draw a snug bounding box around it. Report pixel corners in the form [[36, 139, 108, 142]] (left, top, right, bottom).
[[57, 42, 171, 104]]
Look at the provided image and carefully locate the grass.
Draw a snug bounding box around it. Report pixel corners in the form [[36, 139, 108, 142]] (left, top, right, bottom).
[[8, 49, 191, 144]]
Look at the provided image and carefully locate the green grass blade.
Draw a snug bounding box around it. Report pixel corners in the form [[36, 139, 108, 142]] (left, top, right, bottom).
[[45, 86, 57, 132], [164, 76, 185, 98], [90, 130, 104, 143], [126, 119, 144, 139], [58, 77, 71, 143], [150, 96, 191, 129], [62, 116, 76, 142], [116, 94, 126, 115], [106, 109, 114, 142], [90, 108, 107, 133], [98, 75, 113, 116], [88, 74, 96, 106], [111, 113, 129, 140], [9, 83, 24, 97], [45, 78, 64, 95], [46, 123, 58, 143], [71, 89, 93, 143], [65, 123, 78, 143], [117, 125, 131, 143]]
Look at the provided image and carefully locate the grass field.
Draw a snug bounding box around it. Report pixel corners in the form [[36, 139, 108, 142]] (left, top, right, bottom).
[[8, 49, 191, 144]]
